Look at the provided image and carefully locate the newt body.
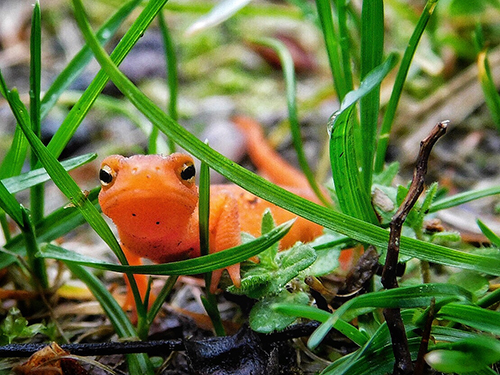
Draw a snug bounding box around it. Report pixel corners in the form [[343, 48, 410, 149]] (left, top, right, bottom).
[[98, 116, 324, 298]]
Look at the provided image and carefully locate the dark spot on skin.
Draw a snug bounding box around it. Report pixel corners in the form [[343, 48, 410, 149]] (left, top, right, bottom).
[[156, 221, 160, 225], [246, 196, 259, 206], [132, 213, 136, 216]]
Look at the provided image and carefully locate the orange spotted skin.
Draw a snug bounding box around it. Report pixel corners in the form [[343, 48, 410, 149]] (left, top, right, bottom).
[[98, 116, 324, 299]]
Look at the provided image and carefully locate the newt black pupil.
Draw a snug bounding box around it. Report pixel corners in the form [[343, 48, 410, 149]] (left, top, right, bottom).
[[180, 164, 195, 180], [100, 169, 113, 184]]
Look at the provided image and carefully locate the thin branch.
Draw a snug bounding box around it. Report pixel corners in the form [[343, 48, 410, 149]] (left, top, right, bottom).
[[381, 121, 448, 375]]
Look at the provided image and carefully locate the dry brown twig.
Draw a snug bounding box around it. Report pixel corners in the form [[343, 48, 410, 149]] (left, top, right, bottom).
[[381, 121, 448, 375]]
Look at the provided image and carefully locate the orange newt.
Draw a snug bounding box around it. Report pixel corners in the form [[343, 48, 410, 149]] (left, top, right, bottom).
[[98, 116, 324, 304]]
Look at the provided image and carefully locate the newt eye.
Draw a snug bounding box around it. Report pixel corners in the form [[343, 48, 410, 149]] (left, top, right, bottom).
[[99, 165, 115, 186], [180, 163, 195, 183]]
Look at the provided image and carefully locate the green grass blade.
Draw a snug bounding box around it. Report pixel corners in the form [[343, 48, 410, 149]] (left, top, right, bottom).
[[359, 0, 384, 190], [66, 263, 154, 374], [156, 12, 177, 154], [199, 159, 210, 258], [30, 1, 44, 223], [477, 48, 500, 131], [0, 181, 23, 227], [29, 1, 41, 140], [308, 283, 472, 349], [477, 219, 500, 248], [40, 0, 143, 119], [0, 127, 28, 180], [21, 207, 48, 289], [0, 188, 101, 269], [46, 0, 169, 159], [272, 304, 368, 346], [147, 275, 178, 325], [374, 0, 439, 173], [73, 0, 500, 279], [30, 1, 45, 222], [39, 221, 294, 275], [315, 0, 347, 100], [198, 157, 225, 336], [2, 153, 97, 194], [329, 54, 396, 223], [429, 185, 500, 213], [330, 104, 378, 223], [437, 303, 500, 335], [340, 53, 398, 110], [185, 0, 251, 36], [253, 37, 329, 206], [336, 0, 353, 93]]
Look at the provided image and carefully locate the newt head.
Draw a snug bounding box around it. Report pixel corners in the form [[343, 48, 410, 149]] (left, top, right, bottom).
[[98, 153, 198, 239]]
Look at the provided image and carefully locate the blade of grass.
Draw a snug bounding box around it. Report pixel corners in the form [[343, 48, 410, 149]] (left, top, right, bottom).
[[0, 181, 24, 228], [2, 153, 97, 195], [253, 37, 330, 206], [0, 126, 28, 242], [359, 0, 384, 190], [306, 283, 472, 349], [0, 188, 101, 269], [272, 304, 368, 346], [437, 303, 500, 335], [476, 219, 500, 248], [30, 1, 44, 223], [72, 0, 500, 279], [0, 127, 28, 179], [40, 0, 144, 119], [66, 263, 154, 374], [315, 0, 348, 100], [428, 185, 500, 213], [185, 0, 251, 36], [475, 25, 500, 132], [330, 104, 378, 223], [330, 54, 397, 223], [374, 0, 439, 173], [21, 207, 48, 289], [146, 275, 178, 325], [39, 221, 294, 275], [336, 0, 353, 93], [46, 0, 169, 159], [155, 12, 177, 154], [198, 155, 225, 335]]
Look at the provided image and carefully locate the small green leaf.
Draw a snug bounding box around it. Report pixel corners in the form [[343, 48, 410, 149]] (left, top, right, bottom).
[[448, 271, 489, 299], [228, 242, 317, 298], [477, 219, 500, 248], [426, 335, 500, 373], [249, 290, 309, 333], [372, 161, 400, 185], [305, 245, 340, 277], [437, 303, 500, 335], [258, 209, 279, 268]]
